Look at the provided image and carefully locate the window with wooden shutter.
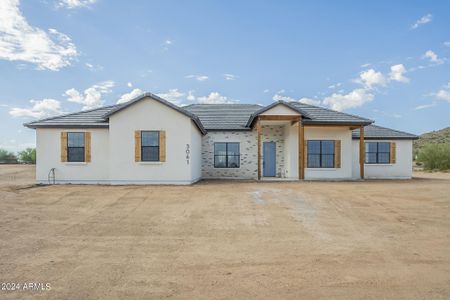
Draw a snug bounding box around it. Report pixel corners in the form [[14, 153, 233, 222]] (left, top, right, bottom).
[[61, 132, 68, 162], [135, 130, 141, 162], [390, 142, 396, 164], [84, 132, 91, 162], [159, 130, 166, 162], [334, 140, 341, 168]]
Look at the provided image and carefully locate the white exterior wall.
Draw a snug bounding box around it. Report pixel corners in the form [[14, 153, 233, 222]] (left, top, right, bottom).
[[190, 123, 203, 182], [108, 98, 202, 184], [283, 123, 299, 179], [352, 139, 413, 179], [36, 128, 110, 184], [305, 127, 353, 180]]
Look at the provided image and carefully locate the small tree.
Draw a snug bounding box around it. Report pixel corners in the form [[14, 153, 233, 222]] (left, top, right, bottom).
[[417, 143, 450, 171], [17, 148, 36, 164], [0, 149, 18, 164]]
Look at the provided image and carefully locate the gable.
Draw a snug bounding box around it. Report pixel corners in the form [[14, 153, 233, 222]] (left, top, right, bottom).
[[260, 103, 301, 116]]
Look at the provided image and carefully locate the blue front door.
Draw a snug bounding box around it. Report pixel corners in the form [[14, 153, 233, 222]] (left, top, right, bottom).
[[263, 142, 276, 177]]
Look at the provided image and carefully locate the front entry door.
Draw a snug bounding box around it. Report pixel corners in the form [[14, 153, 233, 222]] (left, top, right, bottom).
[[263, 142, 276, 177]]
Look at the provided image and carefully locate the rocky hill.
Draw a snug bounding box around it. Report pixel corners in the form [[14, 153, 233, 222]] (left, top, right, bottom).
[[414, 127, 450, 153]]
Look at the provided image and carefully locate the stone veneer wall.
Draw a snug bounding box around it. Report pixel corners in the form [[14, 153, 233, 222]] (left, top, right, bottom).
[[201, 130, 258, 179], [201, 125, 286, 179]]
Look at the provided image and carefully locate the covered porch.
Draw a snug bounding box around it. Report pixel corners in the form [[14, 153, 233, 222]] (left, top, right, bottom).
[[250, 101, 366, 181]]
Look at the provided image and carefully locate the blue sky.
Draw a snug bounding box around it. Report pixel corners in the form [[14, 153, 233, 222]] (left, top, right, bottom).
[[0, 0, 449, 151]]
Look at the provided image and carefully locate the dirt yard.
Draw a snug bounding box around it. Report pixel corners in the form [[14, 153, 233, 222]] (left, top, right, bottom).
[[1, 165, 450, 299]]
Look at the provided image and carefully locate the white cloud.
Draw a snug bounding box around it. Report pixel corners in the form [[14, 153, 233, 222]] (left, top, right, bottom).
[[9, 99, 63, 118], [164, 40, 172, 45], [444, 41, 450, 47], [85, 63, 103, 71], [117, 88, 143, 104], [322, 88, 374, 111], [187, 90, 195, 101], [298, 97, 321, 106], [127, 82, 133, 88], [156, 89, 185, 105], [58, 0, 97, 9], [423, 50, 444, 64], [411, 14, 432, 29], [358, 69, 387, 88], [436, 89, 450, 102], [263, 89, 270, 93], [272, 93, 321, 106], [64, 81, 114, 110], [389, 64, 410, 83], [185, 74, 208, 81], [328, 83, 342, 89], [195, 92, 236, 104], [0, 0, 78, 71], [224, 74, 237, 80], [414, 103, 436, 110]]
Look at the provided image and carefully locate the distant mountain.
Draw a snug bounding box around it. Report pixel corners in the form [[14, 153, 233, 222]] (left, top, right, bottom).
[[414, 127, 450, 153]]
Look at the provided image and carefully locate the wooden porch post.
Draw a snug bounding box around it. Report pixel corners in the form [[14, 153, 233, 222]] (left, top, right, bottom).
[[359, 125, 365, 179], [257, 117, 262, 180], [298, 119, 304, 180]]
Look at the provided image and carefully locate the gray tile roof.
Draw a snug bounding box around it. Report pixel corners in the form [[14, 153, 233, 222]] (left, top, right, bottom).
[[26, 93, 413, 139], [288, 102, 373, 125], [184, 103, 263, 130], [24, 105, 118, 128], [352, 124, 418, 140]]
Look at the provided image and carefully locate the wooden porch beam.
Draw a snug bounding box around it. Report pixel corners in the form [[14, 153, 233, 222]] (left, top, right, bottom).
[[257, 117, 262, 180], [359, 125, 365, 179], [299, 121, 305, 180], [303, 124, 362, 129]]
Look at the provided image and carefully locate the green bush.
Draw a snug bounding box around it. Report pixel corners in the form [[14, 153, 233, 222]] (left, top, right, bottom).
[[0, 149, 18, 164], [417, 143, 450, 171], [18, 148, 36, 164]]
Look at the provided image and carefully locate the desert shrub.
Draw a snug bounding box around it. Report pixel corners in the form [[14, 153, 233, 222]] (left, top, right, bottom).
[[18, 148, 36, 164], [417, 143, 450, 171], [0, 149, 18, 164]]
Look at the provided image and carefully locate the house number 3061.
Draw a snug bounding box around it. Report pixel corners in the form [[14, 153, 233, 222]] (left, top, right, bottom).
[[186, 144, 190, 165]]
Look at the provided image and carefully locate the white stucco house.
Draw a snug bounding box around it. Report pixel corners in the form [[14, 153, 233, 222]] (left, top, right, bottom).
[[25, 93, 418, 184]]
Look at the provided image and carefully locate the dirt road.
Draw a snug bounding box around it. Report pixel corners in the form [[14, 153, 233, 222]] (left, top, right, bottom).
[[1, 165, 449, 299]]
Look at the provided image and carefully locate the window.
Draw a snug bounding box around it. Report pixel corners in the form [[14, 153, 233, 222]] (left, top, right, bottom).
[[67, 132, 85, 162], [141, 131, 160, 161], [214, 143, 240, 168], [307, 140, 335, 168], [365, 142, 390, 164]]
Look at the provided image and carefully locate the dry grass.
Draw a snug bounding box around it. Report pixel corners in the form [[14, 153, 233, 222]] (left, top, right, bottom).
[[1, 165, 450, 299]]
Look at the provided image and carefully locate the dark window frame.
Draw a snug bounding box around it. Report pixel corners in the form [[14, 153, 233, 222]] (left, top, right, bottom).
[[307, 140, 335, 168], [141, 131, 160, 162], [67, 132, 85, 162], [365, 142, 390, 164], [214, 142, 240, 168]]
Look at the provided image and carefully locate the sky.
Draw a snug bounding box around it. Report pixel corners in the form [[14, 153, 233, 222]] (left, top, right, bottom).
[[0, 0, 449, 152]]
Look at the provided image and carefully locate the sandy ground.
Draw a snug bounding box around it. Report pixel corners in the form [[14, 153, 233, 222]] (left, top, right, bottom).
[[0, 165, 450, 299]]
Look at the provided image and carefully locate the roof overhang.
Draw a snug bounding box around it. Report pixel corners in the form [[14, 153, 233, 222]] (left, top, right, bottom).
[[24, 123, 110, 129]]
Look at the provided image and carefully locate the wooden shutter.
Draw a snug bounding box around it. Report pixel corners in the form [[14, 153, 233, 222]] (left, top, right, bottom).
[[159, 130, 166, 162], [135, 130, 141, 162], [334, 140, 341, 168], [304, 140, 308, 167], [61, 132, 68, 162], [390, 142, 396, 164], [84, 132, 91, 163]]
